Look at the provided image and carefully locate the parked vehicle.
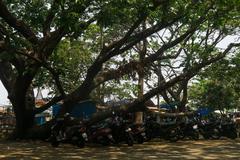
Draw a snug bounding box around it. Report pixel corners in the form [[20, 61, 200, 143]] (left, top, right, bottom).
[[87, 123, 115, 146], [144, 116, 180, 142], [217, 120, 238, 139], [130, 123, 146, 144], [50, 114, 87, 148], [178, 121, 199, 140], [110, 116, 134, 146], [159, 123, 181, 142], [197, 119, 220, 140]]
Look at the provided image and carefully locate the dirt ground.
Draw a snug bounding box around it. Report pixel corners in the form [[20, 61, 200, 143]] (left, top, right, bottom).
[[0, 139, 240, 160]]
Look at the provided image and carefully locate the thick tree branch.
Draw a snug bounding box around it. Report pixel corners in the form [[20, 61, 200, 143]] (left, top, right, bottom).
[[0, 61, 15, 93], [43, 0, 59, 36], [40, 16, 96, 61], [87, 43, 240, 124], [101, 13, 148, 56], [34, 96, 63, 114], [183, 43, 240, 82], [104, 15, 184, 61], [87, 70, 188, 125], [95, 21, 201, 86], [62, 9, 188, 107], [0, 0, 38, 44], [62, 14, 151, 103], [56, 2, 224, 117], [15, 50, 66, 98]]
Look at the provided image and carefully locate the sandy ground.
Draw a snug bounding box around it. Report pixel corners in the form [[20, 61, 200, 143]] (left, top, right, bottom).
[[0, 139, 240, 160]]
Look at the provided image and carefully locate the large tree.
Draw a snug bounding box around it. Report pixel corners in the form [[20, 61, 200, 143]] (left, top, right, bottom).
[[0, 0, 239, 139]]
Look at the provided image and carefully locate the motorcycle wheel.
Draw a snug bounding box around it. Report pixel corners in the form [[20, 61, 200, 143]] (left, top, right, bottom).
[[126, 133, 134, 146], [178, 131, 185, 140], [227, 131, 237, 139], [100, 137, 110, 146], [169, 135, 179, 142], [168, 129, 179, 142], [51, 137, 60, 147], [76, 138, 85, 148], [202, 134, 210, 139], [145, 129, 153, 141], [210, 128, 220, 140], [136, 135, 144, 144], [192, 132, 199, 140]]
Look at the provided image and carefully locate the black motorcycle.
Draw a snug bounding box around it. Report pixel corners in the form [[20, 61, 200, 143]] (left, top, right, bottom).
[[197, 120, 220, 140], [87, 123, 115, 146], [178, 121, 199, 140], [130, 123, 146, 144], [144, 116, 160, 141], [159, 123, 181, 142], [144, 117, 180, 142], [50, 115, 87, 148], [110, 117, 134, 146], [217, 120, 238, 139]]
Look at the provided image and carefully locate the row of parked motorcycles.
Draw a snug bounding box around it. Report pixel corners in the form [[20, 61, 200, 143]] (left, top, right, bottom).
[[48, 113, 239, 148], [49, 113, 145, 147], [145, 115, 238, 142]]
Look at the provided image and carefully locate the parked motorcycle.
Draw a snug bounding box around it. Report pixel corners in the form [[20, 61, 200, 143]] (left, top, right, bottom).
[[178, 121, 199, 140], [144, 116, 180, 142], [217, 120, 238, 139], [159, 123, 181, 142], [130, 123, 146, 144], [197, 120, 220, 140], [50, 114, 87, 148], [144, 116, 160, 141], [110, 116, 134, 146], [87, 123, 115, 146]]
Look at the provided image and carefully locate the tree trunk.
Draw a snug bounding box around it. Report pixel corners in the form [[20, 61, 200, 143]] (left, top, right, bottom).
[[135, 76, 144, 124], [135, 22, 147, 124], [12, 103, 35, 139], [9, 82, 35, 139], [177, 81, 188, 112]]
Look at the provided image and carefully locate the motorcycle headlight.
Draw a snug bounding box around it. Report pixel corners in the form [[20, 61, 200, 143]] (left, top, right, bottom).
[[141, 132, 146, 136], [171, 130, 176, 133], [82, 133, 88, 140], [125, 128, 132, 132], [107, 134, 113, 139], [193, 125, 198, 129]]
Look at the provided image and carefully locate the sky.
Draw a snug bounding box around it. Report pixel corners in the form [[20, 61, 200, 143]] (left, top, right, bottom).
[[0, 81, 50, 105], [0, 81, 9, 105], [0, 36, 239, 105]]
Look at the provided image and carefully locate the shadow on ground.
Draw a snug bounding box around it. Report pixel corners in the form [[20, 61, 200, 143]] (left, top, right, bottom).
[[0, 139, 240, 159]]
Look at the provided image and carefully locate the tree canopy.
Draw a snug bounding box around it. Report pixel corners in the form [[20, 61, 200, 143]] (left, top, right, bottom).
[[0, 0, 239, 139]]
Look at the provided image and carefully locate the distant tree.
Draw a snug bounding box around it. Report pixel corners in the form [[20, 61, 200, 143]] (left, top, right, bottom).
[[189, 80, 236, 112], [189, 50, 240, 111]]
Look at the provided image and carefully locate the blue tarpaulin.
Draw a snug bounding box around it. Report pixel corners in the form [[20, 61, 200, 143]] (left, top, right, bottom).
[[35, 114, 46, 125], [52, 104, 61, 116], [52, 100, 96, 119], [196, 107, 213, 116], [159, 103, 178, 110]]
